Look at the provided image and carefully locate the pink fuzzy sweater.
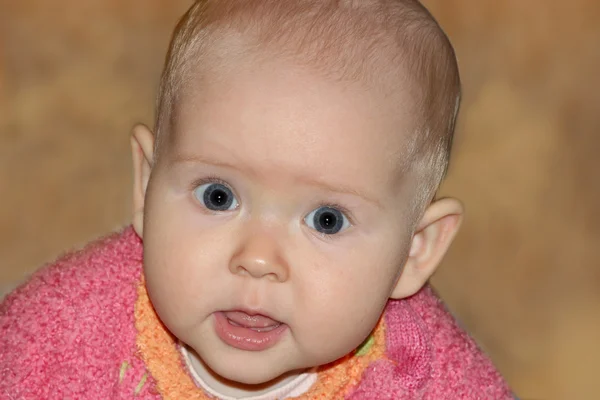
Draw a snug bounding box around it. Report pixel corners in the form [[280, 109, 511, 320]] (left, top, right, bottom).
[[0, 227, 513, 399]]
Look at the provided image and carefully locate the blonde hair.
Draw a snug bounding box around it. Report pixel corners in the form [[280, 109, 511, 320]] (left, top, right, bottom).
[[154, 0, 461, 202]]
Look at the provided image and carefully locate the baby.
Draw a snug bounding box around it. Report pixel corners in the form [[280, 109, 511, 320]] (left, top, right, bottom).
[[1, 0, 516, 399]]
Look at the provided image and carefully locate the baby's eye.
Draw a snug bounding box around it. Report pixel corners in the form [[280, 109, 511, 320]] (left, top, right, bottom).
[[304, 206, 350, 235], [193, 182, 239, 211]]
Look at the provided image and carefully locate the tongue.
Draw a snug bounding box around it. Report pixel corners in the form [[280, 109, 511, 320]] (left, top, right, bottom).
[[224, 311, 280, 329]]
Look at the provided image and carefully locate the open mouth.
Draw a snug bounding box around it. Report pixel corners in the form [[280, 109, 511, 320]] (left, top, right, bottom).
[[226, 318, 282, 332], [225, 310, 282, 331], [214, 310, 288, 351]]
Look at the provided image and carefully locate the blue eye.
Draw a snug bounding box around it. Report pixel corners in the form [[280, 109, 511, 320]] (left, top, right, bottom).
[[304, 206, 350, 235], [194, 182, 238, 211]]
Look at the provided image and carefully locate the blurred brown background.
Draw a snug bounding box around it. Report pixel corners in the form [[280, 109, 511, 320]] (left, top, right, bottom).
[[1, 1, 598, 398]]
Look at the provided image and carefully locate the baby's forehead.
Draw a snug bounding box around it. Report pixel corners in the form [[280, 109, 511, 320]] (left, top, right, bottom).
[[168, 58, 418, 188], [179, 54, 416, 142]]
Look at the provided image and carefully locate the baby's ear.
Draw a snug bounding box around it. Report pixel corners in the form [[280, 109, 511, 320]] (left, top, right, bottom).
[[130, 124, 155, 237], [391, 198, 464, 299]]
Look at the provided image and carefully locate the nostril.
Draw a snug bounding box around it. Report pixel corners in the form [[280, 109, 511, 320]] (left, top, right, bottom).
[[234, 265, 250, 276], [231, 263, 286, 282], [265, 272, 280, 282]]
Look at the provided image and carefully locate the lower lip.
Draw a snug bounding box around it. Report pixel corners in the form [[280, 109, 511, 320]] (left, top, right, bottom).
[[213, 312, 288, 351]]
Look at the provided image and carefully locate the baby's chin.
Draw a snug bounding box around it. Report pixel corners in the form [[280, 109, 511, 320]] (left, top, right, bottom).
[[189, 341, 308, 387], [222, 366, 307, 388], [205, 352, 305, 385]]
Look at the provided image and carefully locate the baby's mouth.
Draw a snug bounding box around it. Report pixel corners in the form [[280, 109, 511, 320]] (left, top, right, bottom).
[[223, 311, 283, 332], [214, 310, 288, 351]]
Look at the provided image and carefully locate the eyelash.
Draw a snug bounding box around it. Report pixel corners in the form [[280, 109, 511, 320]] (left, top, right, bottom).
[[313, 202, 354, 224], [189, 176, 355, 234], [190, 175, 233, 192]]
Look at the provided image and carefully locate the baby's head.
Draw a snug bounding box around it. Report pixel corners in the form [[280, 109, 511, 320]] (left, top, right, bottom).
[[131, 0, 463, 391]]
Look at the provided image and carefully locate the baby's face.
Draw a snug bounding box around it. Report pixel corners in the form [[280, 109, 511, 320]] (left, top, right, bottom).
[[142, 59, 419, 384]]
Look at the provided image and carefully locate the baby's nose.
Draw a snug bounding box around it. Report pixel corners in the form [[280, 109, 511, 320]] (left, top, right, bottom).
[[228, 231, 289, 282]]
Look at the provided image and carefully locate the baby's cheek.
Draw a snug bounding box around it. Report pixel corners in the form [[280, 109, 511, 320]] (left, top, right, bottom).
[[302, 288, 381, 359]]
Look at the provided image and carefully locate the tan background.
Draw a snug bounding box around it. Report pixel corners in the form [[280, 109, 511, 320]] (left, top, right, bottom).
[[1, 1, 598, 399]]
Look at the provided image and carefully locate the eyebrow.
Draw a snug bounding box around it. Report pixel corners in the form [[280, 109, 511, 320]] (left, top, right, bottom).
[[295, 176, 383, 209], [171, 153, 239, 170], [170, 153, 383, 209]]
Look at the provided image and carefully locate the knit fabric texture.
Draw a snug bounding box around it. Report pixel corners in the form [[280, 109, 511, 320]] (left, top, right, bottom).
[[0, 227, 513, 399]]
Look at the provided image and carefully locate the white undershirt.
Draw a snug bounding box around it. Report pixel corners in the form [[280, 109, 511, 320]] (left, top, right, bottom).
[[180, 346, 317, 400]]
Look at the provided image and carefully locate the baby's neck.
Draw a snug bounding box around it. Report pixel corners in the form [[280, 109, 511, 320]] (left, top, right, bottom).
[[182, 345, 316, 399]]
